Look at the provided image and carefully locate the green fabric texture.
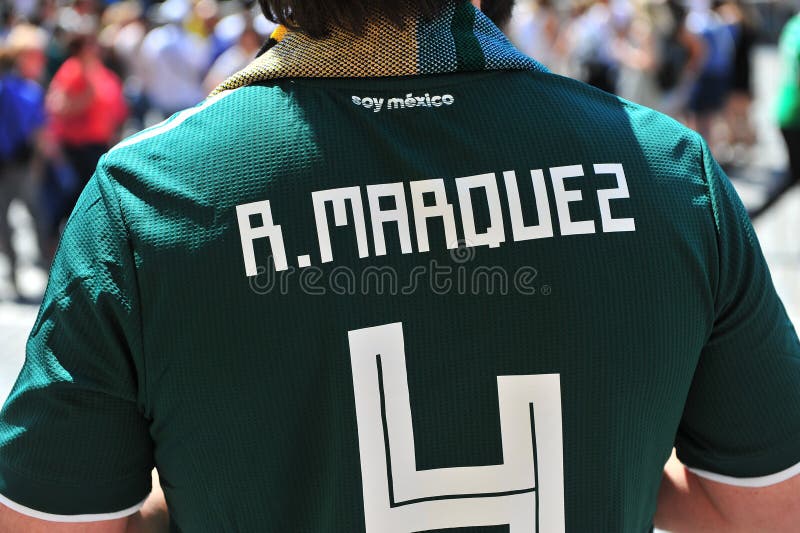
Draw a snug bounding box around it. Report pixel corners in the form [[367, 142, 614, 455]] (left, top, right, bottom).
[[452, 2, 485, 72], [0, 172, 152, 515], [1, 7, 800, 532], [675, 138, 800, 476]]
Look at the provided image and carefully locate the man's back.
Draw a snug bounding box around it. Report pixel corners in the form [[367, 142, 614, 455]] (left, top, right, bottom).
[[2, 4, 800, 532]]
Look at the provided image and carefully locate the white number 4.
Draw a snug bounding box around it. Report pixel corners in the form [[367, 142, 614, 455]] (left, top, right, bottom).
[[348, 322, 565, 532]]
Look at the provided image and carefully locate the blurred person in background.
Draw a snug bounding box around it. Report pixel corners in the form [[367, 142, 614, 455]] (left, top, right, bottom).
[[70, 0, 101, 18], [655, 0, 706, 117], [717, 0, 758, 165], [43, 17, 69, 83], [777, 9, 800, 189], [554, 1, 587, 80], [0, 6, 14, 42], [31, 0, 60, 31], [506, 0, 562, 73], [187, 0, 224, 60], [209, 0, 276, 64], [560, 0, 620, 93], [683, 0, 735, 146], [45, 0, 103, 78], [10, 0, 38, 25], [203, 20, 262, 93], [139, 0, 209, 120], [210, 0, 249, 61], [45, 27, 127, 257], [98, 1, 150, 131], [0, 23, 48, 299], [612, 0, 661, 109]]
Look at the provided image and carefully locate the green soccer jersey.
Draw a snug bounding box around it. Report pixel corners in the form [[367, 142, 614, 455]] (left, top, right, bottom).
[[2, 3, 800, 532]]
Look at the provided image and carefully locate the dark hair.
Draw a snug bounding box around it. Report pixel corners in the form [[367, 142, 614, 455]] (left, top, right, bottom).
[[258, 0, 454, 38], [480, 0, 515, 29], [67, 34, 93, 57]]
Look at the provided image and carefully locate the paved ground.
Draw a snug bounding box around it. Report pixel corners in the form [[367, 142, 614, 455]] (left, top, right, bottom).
[[0, 201, 43, 401]]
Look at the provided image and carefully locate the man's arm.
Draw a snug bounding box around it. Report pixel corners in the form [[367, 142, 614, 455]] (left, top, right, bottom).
[[0, 504, 131, 533], [655, 451, 800, 532], [0, 165, 155, 525], [126, 470, 169, 533], [0, 469, 169, 533]]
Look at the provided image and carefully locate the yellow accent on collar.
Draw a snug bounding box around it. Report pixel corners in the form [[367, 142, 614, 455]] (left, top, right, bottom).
[[270, 25, 287, 43]]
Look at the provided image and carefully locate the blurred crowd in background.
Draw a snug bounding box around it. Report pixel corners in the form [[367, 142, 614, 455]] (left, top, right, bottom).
[[0, 0, 798, 301], [0, 0, 276, 299], [510, 0, 762, 156]]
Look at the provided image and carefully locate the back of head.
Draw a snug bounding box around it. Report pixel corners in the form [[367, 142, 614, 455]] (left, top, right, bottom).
[[258, 0, 514, 37]]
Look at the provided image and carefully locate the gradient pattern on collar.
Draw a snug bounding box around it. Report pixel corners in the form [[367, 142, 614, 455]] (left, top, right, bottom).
[[210, 2, 546, 95]]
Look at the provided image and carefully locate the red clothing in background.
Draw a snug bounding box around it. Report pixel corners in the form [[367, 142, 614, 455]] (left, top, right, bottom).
[[49, 57, 127, 146]]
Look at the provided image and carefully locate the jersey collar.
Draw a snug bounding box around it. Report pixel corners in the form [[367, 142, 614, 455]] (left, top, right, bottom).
[[210, 1, 547, 95]]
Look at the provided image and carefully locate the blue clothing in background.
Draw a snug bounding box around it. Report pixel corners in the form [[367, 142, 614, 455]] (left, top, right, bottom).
[[0, 74, 46, 161]]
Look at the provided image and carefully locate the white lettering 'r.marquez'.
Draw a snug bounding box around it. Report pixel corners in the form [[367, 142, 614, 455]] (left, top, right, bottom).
[[237, 164, 637, 275], [352, 92, 455, 113]]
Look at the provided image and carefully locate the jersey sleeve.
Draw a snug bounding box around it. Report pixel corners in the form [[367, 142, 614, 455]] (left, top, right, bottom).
[[0, 157, 153, 519], [674, 136, 800, 486]]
